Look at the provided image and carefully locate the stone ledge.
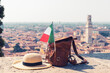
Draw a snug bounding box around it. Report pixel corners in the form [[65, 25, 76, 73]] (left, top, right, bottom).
[[0, 55, 110, 73]]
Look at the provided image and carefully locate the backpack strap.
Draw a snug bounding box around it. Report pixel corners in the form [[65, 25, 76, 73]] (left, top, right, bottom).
[[68, 38, 88, 65], [68, 38, 77, 65], [72, 39, 88, 64]]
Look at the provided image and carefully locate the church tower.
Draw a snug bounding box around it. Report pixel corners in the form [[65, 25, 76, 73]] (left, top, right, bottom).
[[85, 15, 92, 45]]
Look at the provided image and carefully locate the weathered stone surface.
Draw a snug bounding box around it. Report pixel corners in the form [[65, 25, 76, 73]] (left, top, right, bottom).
[[0, 56, 110, 73]]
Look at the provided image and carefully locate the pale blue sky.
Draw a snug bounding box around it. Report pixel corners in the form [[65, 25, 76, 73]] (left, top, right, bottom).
[[1, 0, 110, 22]]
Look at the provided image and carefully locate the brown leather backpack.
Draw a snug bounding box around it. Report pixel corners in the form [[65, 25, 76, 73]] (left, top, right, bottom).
[[46, 37, 88, 66]]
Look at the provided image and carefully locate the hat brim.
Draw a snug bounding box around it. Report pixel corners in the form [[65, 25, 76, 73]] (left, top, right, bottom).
[[12, 60, 52, 70]]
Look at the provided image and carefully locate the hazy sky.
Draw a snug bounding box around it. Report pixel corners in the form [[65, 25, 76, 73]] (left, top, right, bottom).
[[1, 0, 110, 22]]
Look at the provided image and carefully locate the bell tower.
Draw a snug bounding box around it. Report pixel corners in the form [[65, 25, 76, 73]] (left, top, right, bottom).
[[85, 15, 92, 45]]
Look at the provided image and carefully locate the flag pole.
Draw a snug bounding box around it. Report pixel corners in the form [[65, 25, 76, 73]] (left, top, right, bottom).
[[52, 22, 56, 52]]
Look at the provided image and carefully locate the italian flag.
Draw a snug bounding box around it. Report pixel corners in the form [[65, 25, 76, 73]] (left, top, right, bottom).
[[40, 23, 54, 44]]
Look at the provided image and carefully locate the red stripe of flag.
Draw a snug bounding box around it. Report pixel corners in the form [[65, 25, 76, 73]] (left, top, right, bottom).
[[40, 33, 49, 42]]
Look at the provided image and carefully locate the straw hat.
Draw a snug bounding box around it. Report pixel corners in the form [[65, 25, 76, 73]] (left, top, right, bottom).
[[12, 53, 52, 70]]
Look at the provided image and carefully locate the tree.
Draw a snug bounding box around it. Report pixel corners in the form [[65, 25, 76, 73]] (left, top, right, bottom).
[[0, 1, 5, 57], [12, 43, 26, 53], [0, 36, 5, 57], [0, 5, 5, 19]]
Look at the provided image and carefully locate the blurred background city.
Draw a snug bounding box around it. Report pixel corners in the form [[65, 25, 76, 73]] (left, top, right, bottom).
[[1, 0, 110, 56]]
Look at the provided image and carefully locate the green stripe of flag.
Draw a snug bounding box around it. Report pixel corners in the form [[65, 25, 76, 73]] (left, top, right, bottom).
[[48, 23, 54, 44]]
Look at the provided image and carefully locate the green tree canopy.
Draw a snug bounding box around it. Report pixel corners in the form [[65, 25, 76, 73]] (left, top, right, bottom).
[[0, 5, 5, 19], [0, 36, 5, 57], [13, 43, 26, 53]]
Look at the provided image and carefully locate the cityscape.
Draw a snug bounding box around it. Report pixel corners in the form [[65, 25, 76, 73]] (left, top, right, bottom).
[[1, 15, 110, 57], [1, 0, 110, 73]]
